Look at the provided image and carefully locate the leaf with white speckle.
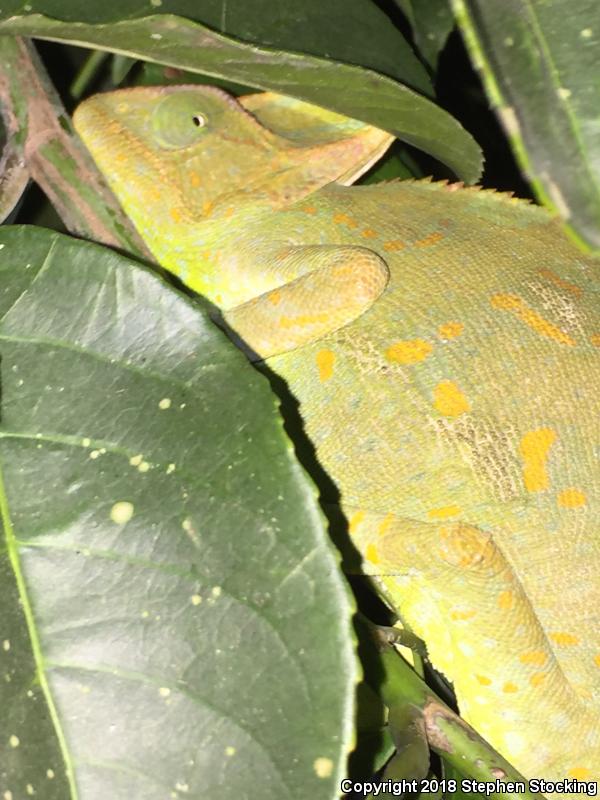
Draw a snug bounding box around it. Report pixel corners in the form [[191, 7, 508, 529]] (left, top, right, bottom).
[[0, 226, 356, 800]]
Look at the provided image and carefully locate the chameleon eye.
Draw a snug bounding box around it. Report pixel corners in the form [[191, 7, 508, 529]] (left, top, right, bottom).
[[152, 92, 209, 149]]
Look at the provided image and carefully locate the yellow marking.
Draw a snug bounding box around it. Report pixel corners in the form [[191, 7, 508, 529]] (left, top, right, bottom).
[[530, 673, 547, 687], [438, 321, 464, 340], [519, 650, 547, 666], [348, 510, 365, 533], [383, 239, 405, 251], [332, 213, 357, 228], [502, 682, 518, 693], [497, 590, 515, 610], [224, 206, 235, 218], [538, 267, 582, 297], [385, 339, 433, 365], [490, 293, 575, 346], [568, 768, 592, 780], [594, 654, 600, 668], [427, 505, 461, 519], [557, 488, 587, 508], [415, 231, 444, 247], [301, 205, 317, 214], [365, 542, 380, 564], [590, 334, 600, 347], [549, 632, 580, 646], [202, 200, 214, 216], [110, 501, 134, 525], [361, 228, 378, 238], [169, 207, 182, 223], [475, 674, 491, 686], [519, 428, 556, 492], [313, 758, 334, 779], [189, 172, 201, 188], [377, 513, 394, 535], [316, 349, 336, 382], [450, 608, 476, 620], [268, 289, 282, 306], [433, 380, 470, 417]]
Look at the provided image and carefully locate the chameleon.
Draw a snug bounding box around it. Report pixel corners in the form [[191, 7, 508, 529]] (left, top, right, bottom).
[[73, 85, 600, 789]]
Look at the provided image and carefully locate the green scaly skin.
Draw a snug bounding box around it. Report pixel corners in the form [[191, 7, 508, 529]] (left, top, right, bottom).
[[74, 86, 600, 791]]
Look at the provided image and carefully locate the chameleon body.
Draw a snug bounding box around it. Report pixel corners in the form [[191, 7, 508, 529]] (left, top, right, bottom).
[[74, 86, 600, 788]]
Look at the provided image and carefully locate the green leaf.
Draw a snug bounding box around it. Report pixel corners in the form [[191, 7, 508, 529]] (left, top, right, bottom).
[[394, 0, 455, 71], [0, 14, 483, 182], [453, 0, 600, 250], [0, 227, 356, 799], [0, 0, 433, 96]]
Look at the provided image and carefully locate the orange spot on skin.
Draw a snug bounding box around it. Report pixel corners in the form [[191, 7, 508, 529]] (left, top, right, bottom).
[[550, 632, 580, 646], [202, 200, 213, 216], [568, 768, 592, 780], [530, 673, 547, 687], [433, 381, 470, 417], [268, 290, 281, 305], [333, 213, 357, 228], [302, 205, 317, 214], [503, 682, 518, 693], [594, 654, 600, 668], [386, 339, 433, 365], [519, 650, 547, 666], [438, 321, 464, 340], [377, 513, 394, 535], [427, 505, 462, 520], [538, 268, 582, 297], [361, 228, 378, 238], [316, 349, 336, 382], [349, 510, 365, 534], [365, 542, 380, 564], [415, 231, 444, 247], [224, 206, 235, 218], [590, 334, 600, 347], [491, 293, 575, 346], [169, 207, 182, 223], [189, 172, 201, 188], [450, 608, 476, 620], [519, 428, 556, 492], [383, 239, 405, 252], [497, 590, 515, 610], [475, 674, 491, 686], [557, 488, 587, 508]]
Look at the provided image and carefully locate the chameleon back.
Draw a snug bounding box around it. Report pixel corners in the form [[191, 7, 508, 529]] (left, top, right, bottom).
[[265, 179, 600, 782]]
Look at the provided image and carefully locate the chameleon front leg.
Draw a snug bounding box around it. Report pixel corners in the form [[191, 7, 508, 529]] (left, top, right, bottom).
[[223, 245, 389, 359]]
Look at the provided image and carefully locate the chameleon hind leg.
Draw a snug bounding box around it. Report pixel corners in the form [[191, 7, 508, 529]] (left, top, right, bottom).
[[344, 505, 600, 785], [223, 245, 389, 359]]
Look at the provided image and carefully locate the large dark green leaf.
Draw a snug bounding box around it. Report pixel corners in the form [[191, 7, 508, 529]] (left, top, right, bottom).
[[0, 0, 433, 95], [0, 226, 356, 799], [454, 0, 600, 249], [0, 15, 483, 182]]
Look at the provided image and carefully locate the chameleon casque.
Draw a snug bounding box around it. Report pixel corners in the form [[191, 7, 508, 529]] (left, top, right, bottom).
[[73, 85, 600, 788]]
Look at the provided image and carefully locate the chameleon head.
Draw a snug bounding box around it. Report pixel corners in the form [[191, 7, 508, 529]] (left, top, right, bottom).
[[73, 85, 393, 299]]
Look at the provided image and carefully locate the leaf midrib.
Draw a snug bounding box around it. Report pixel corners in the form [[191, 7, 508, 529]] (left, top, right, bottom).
[[0, 454, 79, 799]]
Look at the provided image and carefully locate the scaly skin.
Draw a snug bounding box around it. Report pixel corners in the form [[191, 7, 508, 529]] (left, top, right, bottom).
[[74, 86, 600, 790]]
